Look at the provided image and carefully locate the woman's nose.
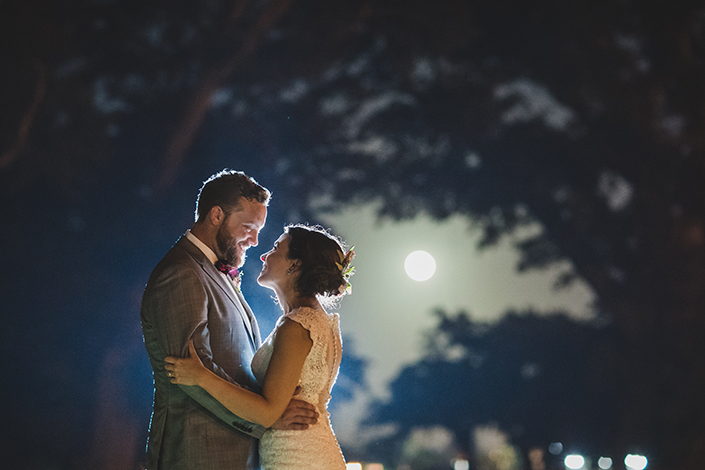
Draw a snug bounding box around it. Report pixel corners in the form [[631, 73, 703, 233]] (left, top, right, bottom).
[[260, 254, 266, 261]]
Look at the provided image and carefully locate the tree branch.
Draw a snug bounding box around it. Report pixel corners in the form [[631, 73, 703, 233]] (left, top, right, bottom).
[[155, 0, 293, 193], [0, 61, 46, 170]]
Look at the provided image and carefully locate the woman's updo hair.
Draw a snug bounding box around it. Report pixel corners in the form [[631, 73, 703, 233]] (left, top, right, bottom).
[[285, 224, 352, 303]]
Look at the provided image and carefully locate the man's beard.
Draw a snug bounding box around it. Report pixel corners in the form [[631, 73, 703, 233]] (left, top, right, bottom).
[[216, 224, 244, 267]]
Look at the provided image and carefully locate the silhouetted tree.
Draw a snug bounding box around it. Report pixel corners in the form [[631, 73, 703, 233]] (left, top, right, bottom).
[[367, 310, 626, 466]]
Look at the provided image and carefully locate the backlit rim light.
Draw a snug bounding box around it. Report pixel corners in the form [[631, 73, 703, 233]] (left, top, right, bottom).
[[564, 454, 585, 470], [624, 454, 648, 470]]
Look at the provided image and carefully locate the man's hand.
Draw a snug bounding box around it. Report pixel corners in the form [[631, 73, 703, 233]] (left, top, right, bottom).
[[271, 389, 319, 430]]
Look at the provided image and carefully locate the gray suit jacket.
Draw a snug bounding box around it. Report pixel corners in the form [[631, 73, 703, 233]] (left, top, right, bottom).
[[141, 236, 266, 470]]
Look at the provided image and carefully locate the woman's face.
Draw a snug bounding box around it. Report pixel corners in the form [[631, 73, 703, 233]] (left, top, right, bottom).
[[257, 233, 293, 289]]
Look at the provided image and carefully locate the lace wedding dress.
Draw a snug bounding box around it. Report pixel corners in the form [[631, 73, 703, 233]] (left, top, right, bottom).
[[251, 307, 347, 469]]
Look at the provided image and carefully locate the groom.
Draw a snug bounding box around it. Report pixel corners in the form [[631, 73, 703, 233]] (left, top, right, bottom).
[[141, 169, 318, 470]]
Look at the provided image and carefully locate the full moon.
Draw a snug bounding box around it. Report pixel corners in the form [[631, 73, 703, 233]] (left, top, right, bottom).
[[404, 250, 436, 281]]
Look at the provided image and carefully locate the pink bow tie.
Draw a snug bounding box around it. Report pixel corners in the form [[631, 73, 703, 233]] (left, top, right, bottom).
[[215, 260, 239, 280]]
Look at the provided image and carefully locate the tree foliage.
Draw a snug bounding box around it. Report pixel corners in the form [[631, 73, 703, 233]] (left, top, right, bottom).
[[368, 311, 626, 465]]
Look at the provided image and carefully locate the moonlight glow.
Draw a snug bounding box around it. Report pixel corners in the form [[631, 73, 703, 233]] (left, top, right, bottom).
[[404, 250, 436, 281]]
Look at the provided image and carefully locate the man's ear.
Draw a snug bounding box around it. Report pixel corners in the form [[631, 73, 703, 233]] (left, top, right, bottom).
[[208, 205, 225, 226]]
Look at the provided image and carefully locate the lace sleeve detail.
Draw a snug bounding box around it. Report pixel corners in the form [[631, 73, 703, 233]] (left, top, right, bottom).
[[284, 307, 324, 344], [283, 307, 339, 407]]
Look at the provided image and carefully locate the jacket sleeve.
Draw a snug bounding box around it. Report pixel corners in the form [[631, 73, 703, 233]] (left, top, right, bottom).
[[143, 259, 266, 438]]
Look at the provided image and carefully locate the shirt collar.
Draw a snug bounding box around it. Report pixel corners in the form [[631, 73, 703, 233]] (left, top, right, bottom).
[[185, 230, 219, 265]]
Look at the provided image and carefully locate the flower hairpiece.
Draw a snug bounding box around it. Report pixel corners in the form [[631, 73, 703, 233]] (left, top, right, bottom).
[[336, 247, 355, 294]]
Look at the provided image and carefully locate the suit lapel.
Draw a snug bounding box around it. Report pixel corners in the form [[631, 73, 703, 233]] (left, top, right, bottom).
[[202, 264, 258, 351], [177, 237, 258, 350], [236, 288, 261, 348]]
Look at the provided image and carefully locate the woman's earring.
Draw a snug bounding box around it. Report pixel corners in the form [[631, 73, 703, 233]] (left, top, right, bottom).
[[286, 267, 292, 275]]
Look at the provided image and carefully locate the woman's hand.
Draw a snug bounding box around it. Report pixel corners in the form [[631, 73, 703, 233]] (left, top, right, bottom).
[[164, 340, 207, 386]]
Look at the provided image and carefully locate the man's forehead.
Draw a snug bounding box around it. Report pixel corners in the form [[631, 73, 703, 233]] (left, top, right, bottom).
[[238, 199, 267, 223]]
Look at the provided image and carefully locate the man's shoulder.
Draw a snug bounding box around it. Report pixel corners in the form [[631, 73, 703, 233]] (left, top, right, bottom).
[[162, 236, 196, 260], [149, 237, 206, 280]]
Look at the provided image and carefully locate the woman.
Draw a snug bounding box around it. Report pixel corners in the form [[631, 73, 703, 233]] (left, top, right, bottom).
[[165, 224, 354, 469]]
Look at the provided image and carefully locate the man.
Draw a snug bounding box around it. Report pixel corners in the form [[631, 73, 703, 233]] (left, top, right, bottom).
[[141, 169, 317, 470]]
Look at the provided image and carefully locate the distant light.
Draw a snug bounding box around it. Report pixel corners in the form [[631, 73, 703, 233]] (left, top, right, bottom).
[[625, 454, 648, 470], [404, 250, 436, 281], [564, 454, 585, 470], [549, 442, 563, 455], [598, 457, 613, 469], [366, 464, 384, 470], [454, 459, 470, 470], [346, 464, 362, 470]]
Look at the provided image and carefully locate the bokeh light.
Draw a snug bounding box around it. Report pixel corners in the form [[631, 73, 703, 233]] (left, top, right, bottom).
[[624, 454, 648, 470], [564, 454, 585, 470], [549, 442, 564, 455], [454, 459, 470, 470]]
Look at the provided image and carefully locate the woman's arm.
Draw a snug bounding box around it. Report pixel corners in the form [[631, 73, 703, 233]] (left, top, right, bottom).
[[165, 318, 313, 427]]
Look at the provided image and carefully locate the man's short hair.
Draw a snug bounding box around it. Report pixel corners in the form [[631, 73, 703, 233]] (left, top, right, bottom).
[[195, 169, 271, 222]]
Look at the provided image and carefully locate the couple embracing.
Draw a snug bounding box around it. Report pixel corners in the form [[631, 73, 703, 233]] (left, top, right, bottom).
[[140, 169, 353, 469]]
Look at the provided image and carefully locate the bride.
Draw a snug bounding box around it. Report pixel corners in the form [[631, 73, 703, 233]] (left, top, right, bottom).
[[165, 224, 353, 469]]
